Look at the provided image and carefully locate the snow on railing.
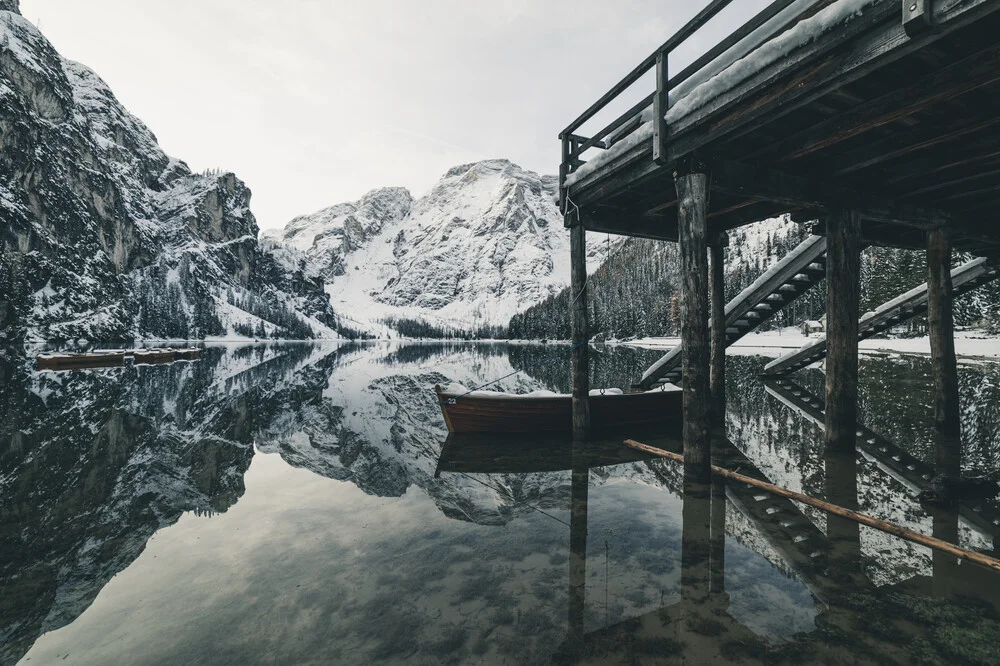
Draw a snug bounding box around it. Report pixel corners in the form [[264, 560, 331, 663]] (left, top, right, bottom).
[[558, 0, 877, 203]]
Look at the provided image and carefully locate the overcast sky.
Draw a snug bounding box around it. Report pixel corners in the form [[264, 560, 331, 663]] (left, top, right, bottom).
[[22, 0, 771, 230]]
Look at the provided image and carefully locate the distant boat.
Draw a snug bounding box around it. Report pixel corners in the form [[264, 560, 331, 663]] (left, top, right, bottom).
[[435, 384, 683, 433], [36, 349, 128, 370], [133, 348, 177, 364]]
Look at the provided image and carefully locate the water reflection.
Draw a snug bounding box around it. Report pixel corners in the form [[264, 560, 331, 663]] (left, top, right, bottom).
[[1, 343, 999, 664]]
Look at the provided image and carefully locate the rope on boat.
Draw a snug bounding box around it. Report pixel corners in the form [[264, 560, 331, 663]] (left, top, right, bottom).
[[439, 337, 591, 405]]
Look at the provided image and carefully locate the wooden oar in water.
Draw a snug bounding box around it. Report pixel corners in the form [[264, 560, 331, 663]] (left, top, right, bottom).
[[625, 438, 1000, 575]]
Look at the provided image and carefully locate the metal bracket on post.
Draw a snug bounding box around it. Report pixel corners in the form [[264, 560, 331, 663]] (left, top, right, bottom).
[[653, 49, 669, 165], [902, 0, 933, 37]]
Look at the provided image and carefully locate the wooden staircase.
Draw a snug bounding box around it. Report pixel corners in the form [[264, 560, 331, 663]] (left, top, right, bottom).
[[763, 257, 1000, 376], [637, 234, 828, 390]]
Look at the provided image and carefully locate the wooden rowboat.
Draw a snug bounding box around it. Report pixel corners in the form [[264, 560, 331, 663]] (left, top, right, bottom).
[[435, 384, 683, 433]]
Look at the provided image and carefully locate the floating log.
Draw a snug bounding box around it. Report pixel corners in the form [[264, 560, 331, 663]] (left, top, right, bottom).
[[624, 438, 1000, 574]]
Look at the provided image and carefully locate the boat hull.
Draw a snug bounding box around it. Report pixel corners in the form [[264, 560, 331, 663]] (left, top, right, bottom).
[[436, 385, 683, 433]]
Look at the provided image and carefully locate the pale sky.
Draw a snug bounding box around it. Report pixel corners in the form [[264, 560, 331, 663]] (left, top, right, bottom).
[[21, 0, 771, 230]]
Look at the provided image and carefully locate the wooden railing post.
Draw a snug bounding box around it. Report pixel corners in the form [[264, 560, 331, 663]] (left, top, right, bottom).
[[559, 135, 570, 215], [653, 49, 670, 165]]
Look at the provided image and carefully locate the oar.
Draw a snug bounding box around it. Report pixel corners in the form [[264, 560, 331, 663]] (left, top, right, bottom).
[[625, 439, 1000, 574]]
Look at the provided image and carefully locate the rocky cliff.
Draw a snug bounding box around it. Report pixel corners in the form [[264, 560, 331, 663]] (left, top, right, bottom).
[[0, 6, 346, 342]]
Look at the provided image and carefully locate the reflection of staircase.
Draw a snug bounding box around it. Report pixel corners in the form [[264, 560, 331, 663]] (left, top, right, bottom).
[[638, 235, 828, 390], [719, 438, 838, 603], [765, 377, 1000, 542], [764, 257, 1000, 376]]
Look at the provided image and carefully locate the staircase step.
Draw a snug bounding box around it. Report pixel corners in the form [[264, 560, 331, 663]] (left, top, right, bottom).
[[746, 312, 762, 320], [792, 274, 812, 282], [807, 263, 825, 272], [734, 319, 750, 328], [778, 284, 798, 293], [756, 304, 773, 312], [765, 294, 785, 302], [725, 327, 740, 335]]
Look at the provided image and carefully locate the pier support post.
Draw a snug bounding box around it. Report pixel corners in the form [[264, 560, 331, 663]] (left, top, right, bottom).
[[570, 221, 591, 441], [927, 228, 961, 436], [675, 166, 711, 483], [710, 233, 728, 425], [824, 210, 861, 453], [568, 460, 589, 642]]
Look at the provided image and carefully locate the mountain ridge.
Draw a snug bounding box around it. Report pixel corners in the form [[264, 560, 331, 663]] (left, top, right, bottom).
[[267, 158, 608, 333]]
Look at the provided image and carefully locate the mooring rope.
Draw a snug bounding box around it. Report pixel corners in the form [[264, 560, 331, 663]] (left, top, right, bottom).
[[439, 336, 591, 405]]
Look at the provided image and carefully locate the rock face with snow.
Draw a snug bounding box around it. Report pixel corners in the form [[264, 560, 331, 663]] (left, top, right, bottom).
[[268, 159, 605, 331], [0, 7, 344, 342]]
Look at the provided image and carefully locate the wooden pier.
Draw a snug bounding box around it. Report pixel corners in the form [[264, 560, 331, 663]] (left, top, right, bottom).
[[562, 0, 1000, 451]]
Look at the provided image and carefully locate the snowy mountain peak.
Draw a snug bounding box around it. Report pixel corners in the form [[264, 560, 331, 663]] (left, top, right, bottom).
[[269, 158, 606, 332], [270, 186, 414, 278]]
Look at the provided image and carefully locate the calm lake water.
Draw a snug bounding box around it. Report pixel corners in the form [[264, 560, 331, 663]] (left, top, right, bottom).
[[3, 342, 1000, 665]]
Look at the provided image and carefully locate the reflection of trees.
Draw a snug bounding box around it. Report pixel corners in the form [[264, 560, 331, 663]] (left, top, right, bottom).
[[510, 344, 665, 393]]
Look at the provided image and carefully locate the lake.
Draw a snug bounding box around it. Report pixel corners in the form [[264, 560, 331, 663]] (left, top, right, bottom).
[[3, 342, 1000, 665]]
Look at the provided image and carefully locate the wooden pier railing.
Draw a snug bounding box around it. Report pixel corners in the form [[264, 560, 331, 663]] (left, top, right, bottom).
[[558, 0, 808, 214]]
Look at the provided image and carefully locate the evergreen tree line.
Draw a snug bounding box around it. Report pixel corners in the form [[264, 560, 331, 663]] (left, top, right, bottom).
[[506, 222, 1000, 340], [382, 316, 507, 340], [0, 252, 29, 343], [508, 238, 682, 340], [224, 288, 316, 339]]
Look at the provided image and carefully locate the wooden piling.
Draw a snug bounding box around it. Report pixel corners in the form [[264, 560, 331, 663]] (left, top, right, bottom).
[[824, 210, 861, 452], [709, 472, 727, 596], [675, 168, 712, 482], [927, 228, 961, 435], [570, 221, 591, 441], [709, 233, 727, 424], [568, 461, 589, 641]]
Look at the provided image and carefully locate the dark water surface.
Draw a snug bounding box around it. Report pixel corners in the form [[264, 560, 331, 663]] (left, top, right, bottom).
[[2, 342, 1000, 665]]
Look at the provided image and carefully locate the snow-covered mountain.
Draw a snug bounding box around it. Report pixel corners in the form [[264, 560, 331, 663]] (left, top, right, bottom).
[[266, 159, 607, 332], [0, 5, 348, 342]]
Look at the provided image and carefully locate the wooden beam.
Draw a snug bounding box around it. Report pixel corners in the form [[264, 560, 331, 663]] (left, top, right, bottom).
[[676, 167, 712, 483], [770, 42, 1000, 163], [709, 158, 952, 229], [570, 221, 590, 441], [825, 209, 861, 453], [927, 228, 961, 435], [833, 114, 1000, 177]]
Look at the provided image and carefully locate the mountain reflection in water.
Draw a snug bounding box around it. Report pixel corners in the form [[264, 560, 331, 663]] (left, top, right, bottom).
[[2, 342, 1000, 665]]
